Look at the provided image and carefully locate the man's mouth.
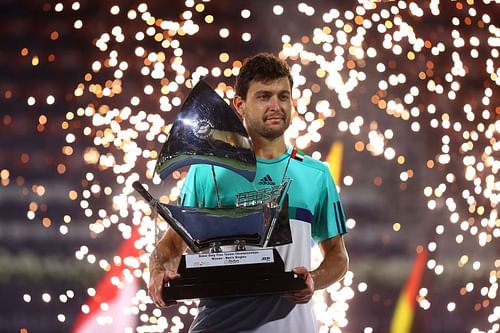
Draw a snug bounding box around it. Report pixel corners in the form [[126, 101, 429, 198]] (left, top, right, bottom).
[[265, 114, 284, 122]]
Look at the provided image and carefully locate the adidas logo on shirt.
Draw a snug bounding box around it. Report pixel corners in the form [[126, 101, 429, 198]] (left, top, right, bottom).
[[257, 174, 275, 186]]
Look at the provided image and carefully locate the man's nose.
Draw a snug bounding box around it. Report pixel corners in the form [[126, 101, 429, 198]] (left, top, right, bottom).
[[268, 95, 280, 110]]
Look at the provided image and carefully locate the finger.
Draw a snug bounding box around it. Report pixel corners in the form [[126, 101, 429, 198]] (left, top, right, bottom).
[[292, 292, 312, 302], [292, 290, 309, 301], [283, 289, 312, 300], [156, 286, 166, 307], [153, 272, 181, 307], [150, 286, 163, 307], [292, 266, 309, 277], [283, 293, 311, 304], [149, 275, 166, 307], [292, 268, 314, 292], [158, 274, 168, 307], [148, 285, 156, 303], [154, 283, 166, 307], [164, 271, 181, 281]]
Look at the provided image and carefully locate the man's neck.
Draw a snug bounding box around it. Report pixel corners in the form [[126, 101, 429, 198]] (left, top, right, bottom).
[[252, 137, 287, 160]]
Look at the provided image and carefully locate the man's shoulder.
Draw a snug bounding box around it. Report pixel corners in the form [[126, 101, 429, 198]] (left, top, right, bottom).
[[292, 153, 331, 175]]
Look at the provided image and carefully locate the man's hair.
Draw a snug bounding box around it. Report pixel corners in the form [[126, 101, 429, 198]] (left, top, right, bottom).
[[235, 53, 293, 99]]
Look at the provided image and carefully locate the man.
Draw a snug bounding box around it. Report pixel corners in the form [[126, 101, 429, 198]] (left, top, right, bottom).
[[149, 53, 349, 332]]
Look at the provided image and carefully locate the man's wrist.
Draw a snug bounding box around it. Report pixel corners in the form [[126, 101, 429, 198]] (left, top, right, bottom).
[[149, 258, 166, 274], [310, 269, 321, 291]]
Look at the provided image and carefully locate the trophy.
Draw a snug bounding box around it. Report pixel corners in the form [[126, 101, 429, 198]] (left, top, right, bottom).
[[133, 80, 306, 301]]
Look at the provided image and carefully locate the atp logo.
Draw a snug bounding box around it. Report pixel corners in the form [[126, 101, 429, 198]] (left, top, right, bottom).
[[193, 119, 214, 139]]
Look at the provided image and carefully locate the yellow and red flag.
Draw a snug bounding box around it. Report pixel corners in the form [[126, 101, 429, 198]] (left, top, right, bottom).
[[390, 247, 428, 333]]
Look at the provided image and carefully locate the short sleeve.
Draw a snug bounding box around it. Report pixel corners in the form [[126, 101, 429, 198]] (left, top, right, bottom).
[[312, 166, 347, 242]]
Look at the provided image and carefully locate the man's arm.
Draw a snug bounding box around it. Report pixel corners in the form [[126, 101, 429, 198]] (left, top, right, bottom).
[[148, 228, 188, 307], [285, 235, 348, 304], [310, 234, 349, 290]]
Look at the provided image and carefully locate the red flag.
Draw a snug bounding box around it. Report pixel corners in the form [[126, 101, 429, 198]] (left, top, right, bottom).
[[72, 226, 141, 333]]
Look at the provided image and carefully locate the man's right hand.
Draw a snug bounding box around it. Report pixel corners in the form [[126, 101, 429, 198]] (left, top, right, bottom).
[[148, 269, 180, 307]]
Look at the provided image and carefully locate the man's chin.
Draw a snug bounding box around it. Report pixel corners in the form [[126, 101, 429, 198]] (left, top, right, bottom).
[[261, 127, 286, 139]]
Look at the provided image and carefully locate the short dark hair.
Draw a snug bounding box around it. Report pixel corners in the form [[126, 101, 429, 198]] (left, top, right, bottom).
[[235, 53, 293, 99]]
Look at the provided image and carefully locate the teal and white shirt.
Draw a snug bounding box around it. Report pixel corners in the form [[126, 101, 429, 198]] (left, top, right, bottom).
[[181, 147, 347, 333]]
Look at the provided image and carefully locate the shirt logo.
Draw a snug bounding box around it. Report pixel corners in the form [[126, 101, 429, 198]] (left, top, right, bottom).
[[258, 174, 275, 186]]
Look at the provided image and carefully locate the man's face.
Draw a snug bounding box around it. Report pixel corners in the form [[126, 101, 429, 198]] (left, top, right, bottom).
[[235, 77, 292, 140]]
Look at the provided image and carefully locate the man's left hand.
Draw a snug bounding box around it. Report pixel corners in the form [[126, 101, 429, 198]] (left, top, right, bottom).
[[283, 266, 314, 304]]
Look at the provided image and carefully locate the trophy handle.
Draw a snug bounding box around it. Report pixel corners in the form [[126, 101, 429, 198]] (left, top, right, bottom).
[[133, 181, 200, 252], [132, 180, 154, 202]]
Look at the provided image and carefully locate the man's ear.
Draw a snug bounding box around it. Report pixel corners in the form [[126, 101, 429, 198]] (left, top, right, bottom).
[[233, 95, 245, 117]]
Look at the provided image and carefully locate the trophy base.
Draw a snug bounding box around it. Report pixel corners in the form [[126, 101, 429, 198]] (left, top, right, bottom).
[[162, 249, 306, 301], [163, 272, 305, 301]]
